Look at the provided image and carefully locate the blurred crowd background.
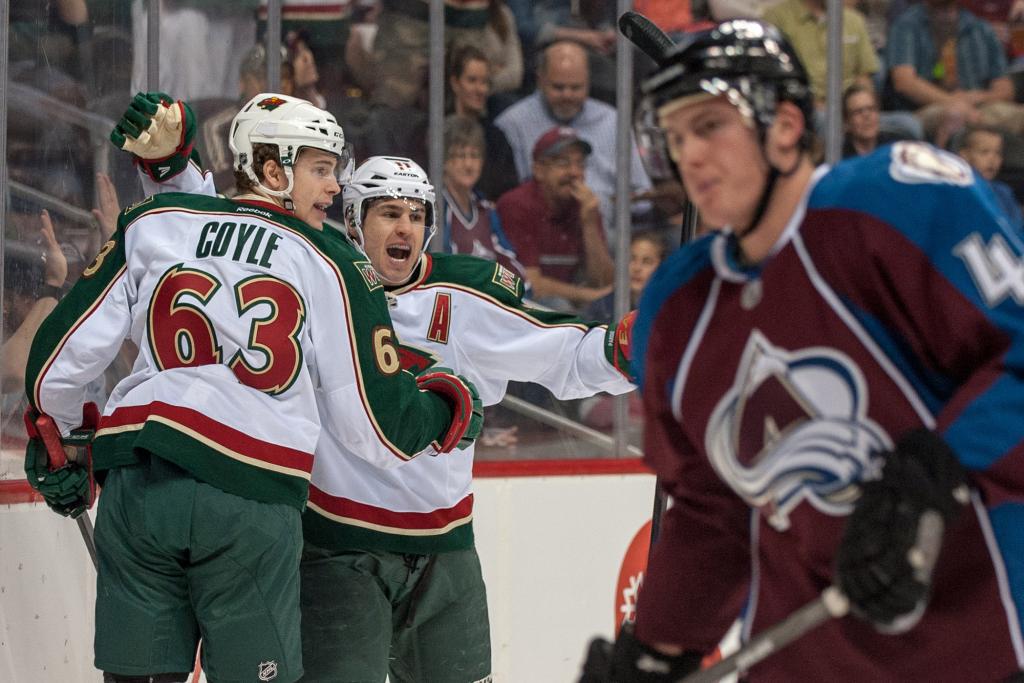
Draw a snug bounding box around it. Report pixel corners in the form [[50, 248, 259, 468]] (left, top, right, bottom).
[[4, 0, 1024, 467]]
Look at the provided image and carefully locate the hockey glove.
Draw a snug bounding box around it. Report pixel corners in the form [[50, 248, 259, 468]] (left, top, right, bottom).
[[415, 367, 484, 453], [23, 403, 100, 518], [836, 429, 969, 633], [110, 92, 198, 182], [604, 310, 637, 382], [579, 623, 702, 682]]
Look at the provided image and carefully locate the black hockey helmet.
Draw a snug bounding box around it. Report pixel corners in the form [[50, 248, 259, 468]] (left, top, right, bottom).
[[635, 20, 813, 180]]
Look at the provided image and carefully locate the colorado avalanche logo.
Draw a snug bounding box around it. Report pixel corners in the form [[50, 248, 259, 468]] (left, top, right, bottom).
[[705, 330, 891, 531]]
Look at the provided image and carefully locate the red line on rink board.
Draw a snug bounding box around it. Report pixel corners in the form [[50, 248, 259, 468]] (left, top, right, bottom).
[[0, 479, 41, 504], [1, 459, 653, 504]]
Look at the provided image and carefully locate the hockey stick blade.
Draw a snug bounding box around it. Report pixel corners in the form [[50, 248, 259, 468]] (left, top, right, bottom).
[[679, 586, 849, 683], [618, 11, 676, 65]]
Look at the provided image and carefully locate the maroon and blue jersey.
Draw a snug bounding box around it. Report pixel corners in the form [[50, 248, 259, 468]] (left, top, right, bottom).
[[632, 141, 1024, 680]]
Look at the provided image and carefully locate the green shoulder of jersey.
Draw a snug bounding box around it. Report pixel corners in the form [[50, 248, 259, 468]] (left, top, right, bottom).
[[424, 253, 525, 306], [423, 253, 604, 330]]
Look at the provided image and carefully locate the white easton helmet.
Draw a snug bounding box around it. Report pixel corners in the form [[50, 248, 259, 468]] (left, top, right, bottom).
[[342, 156, 437, 254], [229, 93, 353, 201]]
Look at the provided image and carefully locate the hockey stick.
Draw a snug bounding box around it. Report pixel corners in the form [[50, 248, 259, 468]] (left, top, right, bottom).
[[618, 10, 677, 65], [680, 587, 850, 683], [681, 504, 950, 682], [44, 439, 100, 571], [616, 9, 687, 558], [646, 201, 699, 556], [32, 412, 100, 570], [74, 514, 99, 571]]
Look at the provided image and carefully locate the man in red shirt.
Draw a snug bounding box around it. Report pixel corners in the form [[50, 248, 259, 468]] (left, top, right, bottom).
[[496, 126, 615, 312]]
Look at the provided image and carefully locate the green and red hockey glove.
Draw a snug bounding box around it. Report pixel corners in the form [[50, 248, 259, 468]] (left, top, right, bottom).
[[415, 367, 483, 452], [23, 403, 99, 518], [836, 429, 969, 633], [110, 91, 199, 181], [605, 310, 637, 381]]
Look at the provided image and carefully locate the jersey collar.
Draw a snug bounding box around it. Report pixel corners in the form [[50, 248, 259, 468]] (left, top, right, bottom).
[[385, 253, 433, 296], [710, 164, 830, 282]]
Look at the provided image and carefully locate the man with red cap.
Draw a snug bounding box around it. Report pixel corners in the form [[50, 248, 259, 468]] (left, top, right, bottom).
[[496, 125, 615, 312]]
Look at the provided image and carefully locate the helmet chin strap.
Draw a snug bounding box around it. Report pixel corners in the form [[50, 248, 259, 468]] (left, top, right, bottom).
[[246, 165, 296, 210], [734, 137, 803, 241]]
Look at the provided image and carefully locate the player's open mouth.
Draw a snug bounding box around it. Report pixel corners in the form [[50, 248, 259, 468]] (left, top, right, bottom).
[[386, 244, 412, 261], [314, 202, 331, 212]]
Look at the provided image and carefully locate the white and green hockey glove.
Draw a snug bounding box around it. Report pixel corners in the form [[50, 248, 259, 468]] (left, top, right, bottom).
[[110, 91, 199, 182]]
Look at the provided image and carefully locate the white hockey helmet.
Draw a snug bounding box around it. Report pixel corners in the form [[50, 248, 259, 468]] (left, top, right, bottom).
[[342, 156, 437, 253], [229, 93, 354, 200]]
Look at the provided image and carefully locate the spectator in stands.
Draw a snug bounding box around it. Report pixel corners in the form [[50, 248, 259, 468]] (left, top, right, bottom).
[[955, 124, 1024, 231], [887, 0, 1024, 148], [286, 29, 326, 109], [959, 0, 1021, 58], [578, 229, 669, 434], [764, 0, 879, 108], [709, 0, 783, 20], [634, 0, 715, 41], [131, 1, 256, 102], [443, 115, 529, 281], [447, 43, 519, 200], [2, 212, 67, 449], [87, 172, 120, 259], [369, 0, 523, 110], [496, 126, 614, 312], [850, 0, 890, 53], [495, 40, 651, 234], [197, 43, 295, 194], [10, 0, 89, 81], [257, 0, 358, 96], [360, 1, 522, 163], [842, 83, 907, 157], [584, 230, 669, 322], [764, 0, 921, 140], [531, 0, 618, 103]]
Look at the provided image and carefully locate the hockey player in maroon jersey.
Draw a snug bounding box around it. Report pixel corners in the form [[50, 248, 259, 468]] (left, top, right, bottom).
[[581, 19, 1024, 682]]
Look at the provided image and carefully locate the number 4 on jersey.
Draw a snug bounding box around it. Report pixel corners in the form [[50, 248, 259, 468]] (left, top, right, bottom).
[[148, 264, 306, 394], [954, 232, 1024, 307]]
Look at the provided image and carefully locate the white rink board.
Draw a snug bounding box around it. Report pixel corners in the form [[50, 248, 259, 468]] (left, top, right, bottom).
[[474, 471, 655, 682], [0, 469, 655, 682], [0, 504, 99, 682]]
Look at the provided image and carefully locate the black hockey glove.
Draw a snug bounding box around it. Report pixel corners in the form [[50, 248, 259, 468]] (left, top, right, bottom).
[[579, 622, 702, 683], [836, 429, 969, 633]]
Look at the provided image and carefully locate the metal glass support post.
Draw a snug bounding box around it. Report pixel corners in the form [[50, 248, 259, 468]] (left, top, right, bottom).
[[147, 0, 160, 91], [613, 0, 636, 457], [429, 0, 446, 223], [0, 0, 9, 390], [266, 0, 282, 92], [824, 0, 844, 164]]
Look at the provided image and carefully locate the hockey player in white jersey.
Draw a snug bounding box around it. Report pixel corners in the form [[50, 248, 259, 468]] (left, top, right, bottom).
[[109, 94, 636, 680], [23, 93, 482, 683], [295, 156, 638, 683]]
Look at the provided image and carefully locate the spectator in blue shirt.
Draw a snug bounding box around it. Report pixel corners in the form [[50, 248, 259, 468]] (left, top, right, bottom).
[[887, 0, 1024, 148]]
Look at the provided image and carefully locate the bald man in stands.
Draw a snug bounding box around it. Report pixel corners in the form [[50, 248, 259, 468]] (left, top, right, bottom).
[[494, 40, 651, 233]]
